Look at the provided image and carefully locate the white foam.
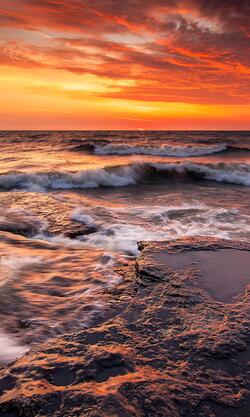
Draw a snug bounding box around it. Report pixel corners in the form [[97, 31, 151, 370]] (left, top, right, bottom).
[[0, 331, 27, 363], [152, 161, 250, 186], [69, 204, 250, 255], [0, 255, 46, 291], [71, 207, 97, 228], [94, 143, 227, 157], [0, 161, 249, 191], [0, 165, 140, 191], [80, 223, 165, 255]]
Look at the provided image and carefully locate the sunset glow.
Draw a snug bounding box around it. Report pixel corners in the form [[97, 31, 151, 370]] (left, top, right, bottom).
[[1, 0, 250, 129]]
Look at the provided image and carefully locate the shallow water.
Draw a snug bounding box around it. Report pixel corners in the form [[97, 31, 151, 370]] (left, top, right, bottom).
[[0, 131, 249, 362], [156, 249, 250, 303]]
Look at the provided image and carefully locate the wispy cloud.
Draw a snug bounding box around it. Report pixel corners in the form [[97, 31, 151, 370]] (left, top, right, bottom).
[[0, 0, 249, 128]]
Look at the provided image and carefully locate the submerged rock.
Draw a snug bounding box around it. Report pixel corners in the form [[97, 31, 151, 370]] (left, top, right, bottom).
[[46, 221, 96, 239], [0, 237, 249, 416], [0, 193, 96, 239]]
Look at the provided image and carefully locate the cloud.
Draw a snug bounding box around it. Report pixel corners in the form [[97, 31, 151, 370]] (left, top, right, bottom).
[[0, 0, 249, 105]]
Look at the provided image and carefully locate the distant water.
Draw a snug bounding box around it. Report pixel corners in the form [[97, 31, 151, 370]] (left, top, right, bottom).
[[0, 131, 249, 362]]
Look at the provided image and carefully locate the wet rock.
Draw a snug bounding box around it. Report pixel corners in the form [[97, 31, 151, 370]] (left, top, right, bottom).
[[0, 194, 97, 239], [47, 222, 96, 238], [0, 237, 249, 416], [17, 319, 30, 329], [0, 210, 43, 237]]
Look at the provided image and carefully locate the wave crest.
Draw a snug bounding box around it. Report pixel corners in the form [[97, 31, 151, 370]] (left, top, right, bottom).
[[0, 161, 249, 191], [94, 143, 227, 157]]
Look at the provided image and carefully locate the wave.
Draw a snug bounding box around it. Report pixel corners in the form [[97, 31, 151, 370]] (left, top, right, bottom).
[[94, 143, 227, 157], [0, 161, 249, 191], [45, 204, 249, 255], [71, 207, 99, 228], [0, 166, 140, 191], [77, 207, 250, 255], [0, 208, 47, 237], [0, 255, 46, 293], [152, 161, 250, 186]]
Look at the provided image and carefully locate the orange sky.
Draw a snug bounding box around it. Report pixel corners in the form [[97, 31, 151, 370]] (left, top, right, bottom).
[[0, 0, 250, 130]]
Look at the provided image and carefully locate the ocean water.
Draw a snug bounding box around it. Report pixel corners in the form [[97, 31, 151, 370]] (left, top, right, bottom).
[[0, 130, 249, 362]]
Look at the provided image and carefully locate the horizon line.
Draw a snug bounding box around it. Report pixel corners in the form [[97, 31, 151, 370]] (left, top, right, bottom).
[[1, 129, 250, 132]]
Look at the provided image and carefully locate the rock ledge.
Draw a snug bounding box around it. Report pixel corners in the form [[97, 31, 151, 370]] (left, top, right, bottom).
[[0, 237, 249, 417]]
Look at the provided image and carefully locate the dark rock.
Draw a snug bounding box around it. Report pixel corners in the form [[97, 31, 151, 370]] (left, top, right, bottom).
[[0, 237, 249, 416], [0, 194, 96, 239]]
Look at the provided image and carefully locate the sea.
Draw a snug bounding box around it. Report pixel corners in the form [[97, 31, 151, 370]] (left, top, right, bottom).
[[0, 130, 249, 363]]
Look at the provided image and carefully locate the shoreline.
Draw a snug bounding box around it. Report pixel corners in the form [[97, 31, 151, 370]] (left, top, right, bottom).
[[0, 237, 249, 416]]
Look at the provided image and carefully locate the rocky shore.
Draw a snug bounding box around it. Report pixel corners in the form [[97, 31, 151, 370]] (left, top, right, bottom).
[[0, 237, 249, 417]]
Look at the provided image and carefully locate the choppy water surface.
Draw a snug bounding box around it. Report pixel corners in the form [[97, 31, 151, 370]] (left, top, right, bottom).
[[0, 130, 249, 362]]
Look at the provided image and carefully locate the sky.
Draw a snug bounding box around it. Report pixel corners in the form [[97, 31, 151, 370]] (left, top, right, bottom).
[[0, 0, 250, 130]]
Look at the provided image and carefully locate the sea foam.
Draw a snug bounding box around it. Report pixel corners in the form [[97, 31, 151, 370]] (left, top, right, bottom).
[[94, 143, 227, 157], [0, 161, 249, 192], [0, 331, 27, 363]]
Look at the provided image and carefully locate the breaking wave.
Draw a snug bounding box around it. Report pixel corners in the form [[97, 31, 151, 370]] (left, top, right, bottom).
[[63, 204, 250, 255], [0, 161, 249, 191], [94, 143, 227, 157]]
